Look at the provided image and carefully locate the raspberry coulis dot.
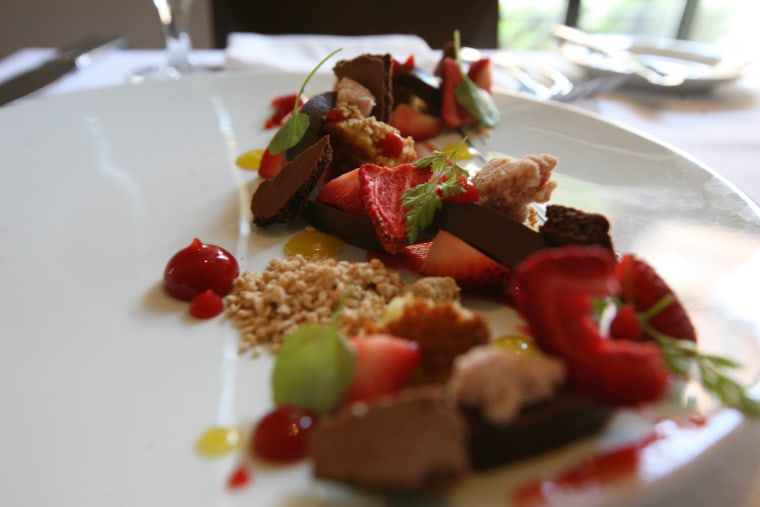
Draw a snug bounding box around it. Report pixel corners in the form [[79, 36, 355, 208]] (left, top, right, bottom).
[[163, 238, 239, 302]]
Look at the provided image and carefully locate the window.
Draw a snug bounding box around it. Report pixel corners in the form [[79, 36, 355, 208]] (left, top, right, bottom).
[[499, 0, 760, 50]]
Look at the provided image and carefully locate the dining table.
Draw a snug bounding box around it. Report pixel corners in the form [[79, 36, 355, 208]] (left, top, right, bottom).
[[1, 33, 759, 507]]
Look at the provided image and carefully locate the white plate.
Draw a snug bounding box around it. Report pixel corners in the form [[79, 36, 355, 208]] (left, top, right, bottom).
[[1, 71, 759, 507], [558, 33, 753, 92]]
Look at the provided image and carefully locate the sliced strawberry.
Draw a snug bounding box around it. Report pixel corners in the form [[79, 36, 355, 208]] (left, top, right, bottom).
[[399, 241, 432, 272], [258, 148, 285, 179], [614, 254, 697, 342], [359, 163, 431, 254], [512, 246, 669, 406], [389, 103, 444, 141], [467, 57, 493, 93], [316, 168, 366, 215], [392, 55, 416, 74], [367, 241, 432, 273], [439, 57, 477, 128], [436, 175, 479, 204], [609, 303, 643, 341], [378, 132, 406, 158], [324, 108, 345, 123], [265, 93, 304, 129], [420, 230, 510, 288], [342, 334, 421, 405]]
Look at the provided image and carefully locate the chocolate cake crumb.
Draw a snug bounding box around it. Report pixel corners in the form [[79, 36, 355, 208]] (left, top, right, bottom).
[[539, 204, 614, 251], [310, 386, 469, 490]]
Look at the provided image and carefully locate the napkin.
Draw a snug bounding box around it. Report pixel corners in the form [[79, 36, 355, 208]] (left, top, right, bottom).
[[224, 32, 440, 73]]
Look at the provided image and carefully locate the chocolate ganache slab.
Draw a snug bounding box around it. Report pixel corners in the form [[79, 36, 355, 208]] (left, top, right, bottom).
[[305, 199, 551, 269]]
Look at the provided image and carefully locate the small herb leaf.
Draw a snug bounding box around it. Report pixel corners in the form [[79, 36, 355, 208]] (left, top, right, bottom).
[[271, 315, 355, 415], [266, 48, 342, 155], [455, 77, 501, 128], [268, 111, 310, 155]]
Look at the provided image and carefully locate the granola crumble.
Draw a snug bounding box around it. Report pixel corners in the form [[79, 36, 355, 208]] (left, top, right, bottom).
[[225, 255, 407, 355]]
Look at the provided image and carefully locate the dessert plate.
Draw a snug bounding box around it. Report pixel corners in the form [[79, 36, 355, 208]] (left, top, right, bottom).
[[557, 33, 753, 92], [0, 70, 759, 507]]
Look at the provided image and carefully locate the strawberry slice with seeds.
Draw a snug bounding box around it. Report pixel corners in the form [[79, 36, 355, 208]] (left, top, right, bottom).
[[389, 103, 444, 141], [420, 230, 510, 288], [359, 163, 431, 254], [614, 254, 697, 342], [316, 168, 366, 215], [513, 245, 668, 406], [342, 334, 421, 405]]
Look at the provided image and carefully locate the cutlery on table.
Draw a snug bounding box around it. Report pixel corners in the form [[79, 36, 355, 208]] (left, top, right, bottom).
[[552, 24, 685, 87], [0, 35, 129, 107]]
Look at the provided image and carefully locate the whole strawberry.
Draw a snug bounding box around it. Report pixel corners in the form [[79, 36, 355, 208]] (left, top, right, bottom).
[[512, 245, 668, 406], [614, 254, 697, 343]]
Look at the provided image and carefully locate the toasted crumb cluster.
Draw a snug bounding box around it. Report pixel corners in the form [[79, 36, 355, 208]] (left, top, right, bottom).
[[472, 154, 558, 223], [409, 276, 461, 303], [323, 113, 416, 176], [378, 295, 491, 382], [225, 255, 406, 355]]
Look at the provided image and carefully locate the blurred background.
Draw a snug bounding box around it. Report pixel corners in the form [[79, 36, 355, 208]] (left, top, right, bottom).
[[1, 0, 757, 58]]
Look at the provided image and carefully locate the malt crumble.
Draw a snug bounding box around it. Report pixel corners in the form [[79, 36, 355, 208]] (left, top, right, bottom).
[[224, 255, 407, 355]]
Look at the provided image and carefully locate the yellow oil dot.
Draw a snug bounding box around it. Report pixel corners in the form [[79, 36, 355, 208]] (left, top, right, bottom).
[[284, 229, 343, 258], [236, 149, 265, 171], [196, 427, 242, 456], [441, 143, 478, 161], [494, 335, 539, 356]]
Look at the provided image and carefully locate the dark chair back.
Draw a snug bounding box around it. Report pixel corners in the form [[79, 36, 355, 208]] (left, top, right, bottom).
[[211, 0, 500, 49]]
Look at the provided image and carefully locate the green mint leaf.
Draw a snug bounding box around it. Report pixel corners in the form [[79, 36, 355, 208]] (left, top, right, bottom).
[[450, 29, 500, 128], [268, 111, 310, 154], [455, 76, 501, 128], [271, 320, 355, 415], [266, 48, 342, 155]]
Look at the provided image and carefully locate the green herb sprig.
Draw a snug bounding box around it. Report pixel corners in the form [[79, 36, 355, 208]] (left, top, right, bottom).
[[402, 141, 470, 243], [641, 296, 760, 416], [452, 31, 500, 128], [267, 48, 342, 155], [604, 295, 760, 416]]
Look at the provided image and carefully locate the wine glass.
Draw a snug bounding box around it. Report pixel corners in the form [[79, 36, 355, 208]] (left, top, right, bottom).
[[131, 0, 208, 82]]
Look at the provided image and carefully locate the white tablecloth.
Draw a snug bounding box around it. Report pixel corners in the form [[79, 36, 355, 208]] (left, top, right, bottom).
[[1, 39, 759, 507]]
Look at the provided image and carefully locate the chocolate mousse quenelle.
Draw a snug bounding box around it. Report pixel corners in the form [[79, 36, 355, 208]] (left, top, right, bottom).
[[234, 44, 759, 494]]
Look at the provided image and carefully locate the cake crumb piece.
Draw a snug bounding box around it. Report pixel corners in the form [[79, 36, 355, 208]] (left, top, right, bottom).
[[378, 295, 491, 382], [409, 276, 461, 303], [448, 345, 566, 425], [472, 154, 558, 223]]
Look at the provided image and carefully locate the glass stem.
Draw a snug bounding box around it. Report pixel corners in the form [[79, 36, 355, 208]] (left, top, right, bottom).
[[154, 0, 195, 70]]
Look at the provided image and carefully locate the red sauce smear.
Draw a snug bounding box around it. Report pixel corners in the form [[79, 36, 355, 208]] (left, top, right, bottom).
[[227, 463, 252, 489], [512, 432, 659, 506]]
